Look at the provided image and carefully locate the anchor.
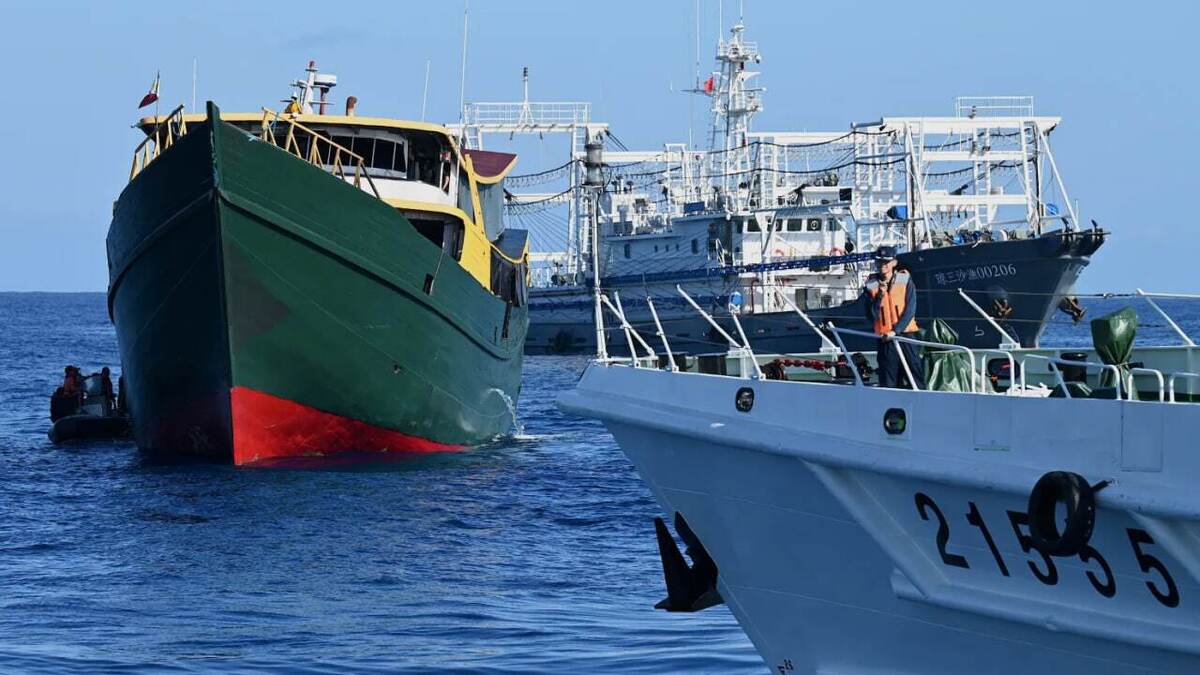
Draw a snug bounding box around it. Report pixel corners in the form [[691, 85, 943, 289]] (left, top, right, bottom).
[[1058, 295, 1087, 323], [653, 512, 723, 612]]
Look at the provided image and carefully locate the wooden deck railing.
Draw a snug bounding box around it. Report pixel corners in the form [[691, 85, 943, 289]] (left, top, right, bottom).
[[259, 108, 381, 198], [129, 104, 189, 180]]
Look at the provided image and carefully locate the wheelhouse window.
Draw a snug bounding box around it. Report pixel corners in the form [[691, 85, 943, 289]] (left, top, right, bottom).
[[326, 132, 409, 177], [806, 218, 822, 232], [241, 122, 421, 179], [408, 131, 452, 192]]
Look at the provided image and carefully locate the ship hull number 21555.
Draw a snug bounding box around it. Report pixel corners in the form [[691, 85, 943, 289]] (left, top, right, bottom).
[[914, 492, 1180, 608]]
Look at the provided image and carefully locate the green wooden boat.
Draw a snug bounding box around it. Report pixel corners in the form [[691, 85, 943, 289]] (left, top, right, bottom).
[[107, 66, 528, 465]]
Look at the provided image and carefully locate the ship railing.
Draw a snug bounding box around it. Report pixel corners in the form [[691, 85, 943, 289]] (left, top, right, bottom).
[[596, 292, 680, 369], [259, 108, 380, 199], [1170, 373, 1200, 403], [645, 296, 679, 371], [597, 292, 657, 368], [956, 289, 1020, 349], [826, 325, 982, 393], [675, 285, 764, 379], [1137, 290, 1198, 347], [129, 104, 189, 181], [770, 287, 840, 355], [592, 287, 1198, 403], [813, 333, 1168, 402], [1018, 354, 1129, 400]]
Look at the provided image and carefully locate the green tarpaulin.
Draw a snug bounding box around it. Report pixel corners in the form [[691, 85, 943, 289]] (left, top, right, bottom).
[[921, 319, 975, 392], [1090, 307, 1138, 400]]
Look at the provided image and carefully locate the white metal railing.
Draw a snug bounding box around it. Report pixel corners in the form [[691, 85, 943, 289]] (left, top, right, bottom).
[[676, 286, 763, 379], [462, 101, 591, 127], [823, 321, 864, 387], [772, 288, 838, 353], [1130, 367, 1166, 402], [828, 325, 979, 393], [955, 96, 1035, 118], [646, 296, 678, 371], [957, 288, 1020, 349], [1137, 289, 1197, 347], [598, 293, 655, 367], [590, 284, 1198, 405], [1169, 373, 1200, 403], [1019, 354, 1124, 400]]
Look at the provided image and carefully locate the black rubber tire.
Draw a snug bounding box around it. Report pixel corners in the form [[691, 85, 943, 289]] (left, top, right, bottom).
[[1027, 471, 1096, 557]]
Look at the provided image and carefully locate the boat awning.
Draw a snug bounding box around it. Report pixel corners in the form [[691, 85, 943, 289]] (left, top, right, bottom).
[[463, 149, 518, 184]]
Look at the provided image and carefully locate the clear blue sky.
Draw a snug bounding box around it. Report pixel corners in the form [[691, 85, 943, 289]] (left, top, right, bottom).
[[1, 0, 1195, 292]]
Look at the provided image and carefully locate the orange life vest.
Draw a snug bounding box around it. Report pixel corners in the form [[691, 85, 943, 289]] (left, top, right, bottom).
[[866, 271, 918, 335]]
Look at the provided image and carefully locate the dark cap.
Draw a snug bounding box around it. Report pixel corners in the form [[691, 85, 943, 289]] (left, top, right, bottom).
[[876, 245, 897, 262]]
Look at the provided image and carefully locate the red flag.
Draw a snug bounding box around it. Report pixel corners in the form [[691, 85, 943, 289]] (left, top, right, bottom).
[[703, 75, 715, 95], [138, 72, 160, 108]]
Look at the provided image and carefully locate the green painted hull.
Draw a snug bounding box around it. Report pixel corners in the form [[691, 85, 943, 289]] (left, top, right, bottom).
[[107, 104, 526, 463]]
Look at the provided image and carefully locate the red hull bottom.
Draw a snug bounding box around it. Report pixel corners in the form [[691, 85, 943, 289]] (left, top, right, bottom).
[[230, 386, 465, 466]]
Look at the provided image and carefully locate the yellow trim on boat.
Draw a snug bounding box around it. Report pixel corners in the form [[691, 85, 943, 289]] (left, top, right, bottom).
[[139, 112, 459, 143], [134, 107, 527, 294], [384, 197, 528, 272], [383, 199, 470, 220], [383, 199, 488, 286]]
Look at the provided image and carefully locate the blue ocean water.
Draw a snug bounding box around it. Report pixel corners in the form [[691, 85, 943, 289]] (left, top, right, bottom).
[[0, 293, 760, 674], [1, 293, 1196, 673]]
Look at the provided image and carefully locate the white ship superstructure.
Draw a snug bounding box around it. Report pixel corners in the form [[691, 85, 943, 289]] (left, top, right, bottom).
[[456, 21, 1104, 356], [560, 291, 1200, 674]]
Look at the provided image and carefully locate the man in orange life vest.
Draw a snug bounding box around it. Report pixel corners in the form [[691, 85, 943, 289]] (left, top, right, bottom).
[[863, 247, 925, 389]]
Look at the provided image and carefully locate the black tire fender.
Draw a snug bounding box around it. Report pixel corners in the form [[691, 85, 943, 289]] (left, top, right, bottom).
[[1027, 471, 1097, 557]]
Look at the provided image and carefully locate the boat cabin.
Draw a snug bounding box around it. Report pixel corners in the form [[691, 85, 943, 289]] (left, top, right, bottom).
[[134, 108, 527, 307]]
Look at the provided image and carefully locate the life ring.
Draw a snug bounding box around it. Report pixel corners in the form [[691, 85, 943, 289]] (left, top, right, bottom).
[[773, 248, 788, 258], [829, 247, 844, 257], [1027, 471, 1098, 557]]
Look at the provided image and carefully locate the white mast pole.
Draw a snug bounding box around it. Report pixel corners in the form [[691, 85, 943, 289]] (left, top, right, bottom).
[[458, 0, 469, 126], [592, 190, 607, 360], [421, 58, 431, 121], [689, 0, 699, 150]]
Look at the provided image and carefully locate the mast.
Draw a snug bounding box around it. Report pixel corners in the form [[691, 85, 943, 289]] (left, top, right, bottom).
[[708, 22, 763, 213], [421, 59, 431, 121], [458, 0, 469, 126], [585, 130, 607, 359]]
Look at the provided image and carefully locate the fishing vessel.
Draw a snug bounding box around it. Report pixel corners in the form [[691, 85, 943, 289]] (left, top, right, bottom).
[[108, 62, 529, 465], [560, 288, 1200, 673], [483, 22, 1103, 356]]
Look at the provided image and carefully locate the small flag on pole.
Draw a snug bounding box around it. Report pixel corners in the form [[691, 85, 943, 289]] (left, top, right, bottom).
[[702, 75, 715, 95], [138, 72, 161, 108]]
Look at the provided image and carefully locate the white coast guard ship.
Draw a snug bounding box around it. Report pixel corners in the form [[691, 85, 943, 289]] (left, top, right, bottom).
[[559, 287, 1200, 674], [458, 20, 1103, 357]]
